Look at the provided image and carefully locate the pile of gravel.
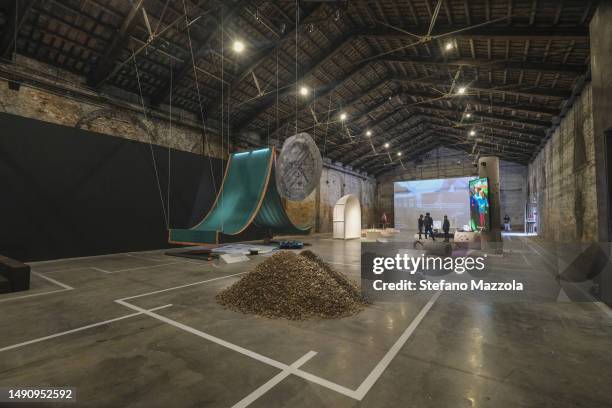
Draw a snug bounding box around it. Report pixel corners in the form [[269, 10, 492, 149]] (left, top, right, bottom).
[[216, 250, 365, 320]]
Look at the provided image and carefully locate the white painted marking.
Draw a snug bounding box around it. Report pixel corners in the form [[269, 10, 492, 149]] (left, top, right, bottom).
[[0, 304, 172, 352], [124, 253, 167, 262], [231, 351, 317, 408], [119, 272, 246, 301], [0, 272, 75, 303], [32, 271, 74, 290], [91, 261, 187, 274], [353, 290, 442, 399], [0, 288, 70, 303], [115, 298, 358, 399], [325, 261, 361, 268], [115, 289, 441, 401]]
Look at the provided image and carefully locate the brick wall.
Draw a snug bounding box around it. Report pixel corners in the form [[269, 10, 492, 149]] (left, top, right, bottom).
[[0, 56, 227, 158]]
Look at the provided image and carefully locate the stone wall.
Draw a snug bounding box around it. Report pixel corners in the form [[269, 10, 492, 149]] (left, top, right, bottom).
[[377, 147, 528, 230], [0, 55, 227, 158], [285, 164, 377, 233], [527, 83, 598, 242]]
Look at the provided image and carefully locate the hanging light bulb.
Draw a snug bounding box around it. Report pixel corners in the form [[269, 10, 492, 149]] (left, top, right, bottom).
[[366, 130, 372, 137], [299, 86, 309, 96], [339, 112, 347, 121], [445, 41, 453, 51], [232, 40, 245, 53], [469, 130, 476, 136], [465, 112, 472, 118], [397, 152, 402, 157], [384, 142, 390, 148], [457, 86, 467, 95]]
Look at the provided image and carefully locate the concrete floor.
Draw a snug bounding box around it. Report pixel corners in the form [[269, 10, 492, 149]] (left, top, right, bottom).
[[1, 235, 612, 407]]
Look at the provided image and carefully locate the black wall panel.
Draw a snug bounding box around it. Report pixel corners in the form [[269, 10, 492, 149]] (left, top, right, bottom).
[[0, 112, 224, 261]]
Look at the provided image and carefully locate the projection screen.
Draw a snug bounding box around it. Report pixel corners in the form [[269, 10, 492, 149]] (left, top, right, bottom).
[[394, 177, 472, 231]]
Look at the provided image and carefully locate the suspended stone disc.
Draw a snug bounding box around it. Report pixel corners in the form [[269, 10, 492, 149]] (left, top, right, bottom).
[[276, 133, 322, 201]]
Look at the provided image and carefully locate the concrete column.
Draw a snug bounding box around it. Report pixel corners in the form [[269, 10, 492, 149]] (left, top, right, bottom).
[[590, 3, 612, 304], [478, 156, 502, 252]]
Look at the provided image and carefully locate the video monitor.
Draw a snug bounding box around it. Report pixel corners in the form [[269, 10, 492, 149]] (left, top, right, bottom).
[[394, 177, 472, 231], [469, 177, 490, 231]]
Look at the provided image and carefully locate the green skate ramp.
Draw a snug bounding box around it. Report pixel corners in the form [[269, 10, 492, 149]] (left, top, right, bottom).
[[169, 147, 310, 245]]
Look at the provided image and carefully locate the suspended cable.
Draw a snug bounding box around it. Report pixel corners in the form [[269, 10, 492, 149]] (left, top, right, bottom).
[[294, 0, 299, 136], [182, 0, 217, 195], [167, 60, 173, 227], [131, 52, 169, 229]]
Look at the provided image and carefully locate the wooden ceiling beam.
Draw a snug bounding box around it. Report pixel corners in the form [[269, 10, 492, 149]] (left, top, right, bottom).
[[385, 56, 585, 76], [88, 1, 145, 87], [392, 76, 572, 99], [411, 103, 551, 128], [0, 0, 35, 59], [202, 3, 325, 116], [150, 0, 249, 105], [360, 27, 589, 42]]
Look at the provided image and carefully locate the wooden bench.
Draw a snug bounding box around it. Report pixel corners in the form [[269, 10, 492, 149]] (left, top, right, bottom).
[[0, 255, 30, 292]]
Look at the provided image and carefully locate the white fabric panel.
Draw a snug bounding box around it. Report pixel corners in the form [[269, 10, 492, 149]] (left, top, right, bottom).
[[333, 194, 361, 239]]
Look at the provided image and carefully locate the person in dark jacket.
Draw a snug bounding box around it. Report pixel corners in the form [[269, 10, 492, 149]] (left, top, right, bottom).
[[417, 214, 424, 240], [442, 215, 450, 242], [503, 214, 511, 231], [424, 212, 435, 241]]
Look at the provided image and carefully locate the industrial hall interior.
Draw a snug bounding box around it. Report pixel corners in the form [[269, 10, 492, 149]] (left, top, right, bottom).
[[2, 0, 612, 407]]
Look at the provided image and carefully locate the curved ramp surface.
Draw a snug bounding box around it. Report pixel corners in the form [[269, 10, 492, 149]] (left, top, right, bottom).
[[169, 148, 310, 244]]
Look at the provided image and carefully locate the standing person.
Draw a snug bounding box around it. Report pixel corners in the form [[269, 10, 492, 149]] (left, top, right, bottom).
[[417, 214, 424, 240], [424, 212, 435, 241], [503, 214, 511, 231], [381, 212, 388, 230], [442, 215, 450, 242]]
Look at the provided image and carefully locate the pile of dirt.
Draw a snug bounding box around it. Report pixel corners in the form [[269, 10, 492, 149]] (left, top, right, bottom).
[[216, 250, 366, 320]]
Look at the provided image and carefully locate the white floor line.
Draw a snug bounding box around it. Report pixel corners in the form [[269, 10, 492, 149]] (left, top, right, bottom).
[[0, 272, 75, 304], [0, 304, 172, 353], [0, 288, 70, 303], [115, 289, 441, 401], [231, 351, 317, 408], [118, 272, 247, 302], [353, 290, 442, 400], [123, 253, 168, 262], [31, 271, 74, 290], [326, 261, 361, 268], [115, 298, 358, 399], [90, 261, 187, 274], [28, 248, 174, 266]]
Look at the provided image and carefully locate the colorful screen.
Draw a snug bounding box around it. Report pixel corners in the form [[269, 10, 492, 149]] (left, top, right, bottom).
[[394, 177, 472, 231], [469, 178, 490, 231]]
